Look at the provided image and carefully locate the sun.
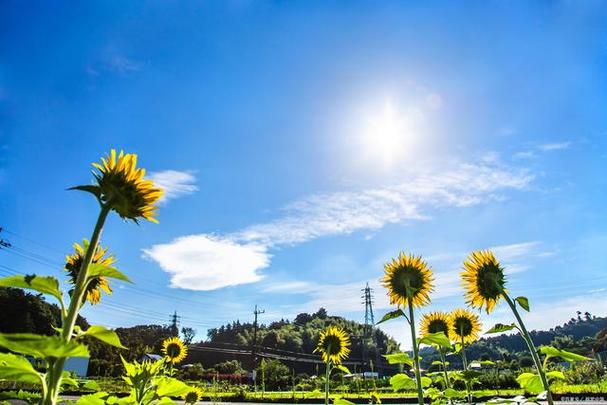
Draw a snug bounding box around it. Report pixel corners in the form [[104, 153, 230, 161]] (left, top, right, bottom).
[[359, 100, 413, 169]]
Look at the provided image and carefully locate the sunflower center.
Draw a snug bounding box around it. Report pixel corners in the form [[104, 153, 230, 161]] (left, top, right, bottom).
[[184, 391, 199, 403], [427, 319, 449, 335], [166, 343, 182, 358], [322, 335, 343, 355], [390, 265, 424, 298], [476, 263, 505, 300], [453, 317, 473, 337]]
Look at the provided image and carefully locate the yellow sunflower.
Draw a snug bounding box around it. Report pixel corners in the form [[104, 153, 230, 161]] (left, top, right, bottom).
[[449, 308, 481, 344], [420, 311, 452, 340], [462, 250, 506, 314], [381, 253, 434, 308], [88, 149, 163, 223], [182, 387, 203, 404], [65, 239, 114, 305], [162, 336, 188, 364], [315, 326, 351, 364]]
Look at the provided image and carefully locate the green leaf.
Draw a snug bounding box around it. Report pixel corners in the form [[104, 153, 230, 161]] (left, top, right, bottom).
[[0, 275, 63, 303], [155, 378, 192, 397], [334, 399, 356, 405], [461, 370, 482, 381], [88, 263, 131, 283], [0, 333, 89, 358], [485, 323, 518, 334], [540, 346, 591, 362], [420, 376, 432, 388], [389, 373, 416, 391], [0, 353, 43, 385], [334, 365, 351, 374], [515, 296, 530, 311], [82, 380, 101, 391], [418, 332, 452, 349], [546, 370, 566, 381], [516, 372, 544, 394], [444, 388, 461, 399], [61, 374, 79, 389], [75, 392, 109, 405], [376, 309, 406, 325], [382, 352, 413, 366], [83, 325, 127, 349]]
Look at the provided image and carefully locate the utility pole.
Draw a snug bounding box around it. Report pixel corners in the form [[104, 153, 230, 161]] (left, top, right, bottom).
[[169, 311, 180, 336], [252, 304, 265, 386]]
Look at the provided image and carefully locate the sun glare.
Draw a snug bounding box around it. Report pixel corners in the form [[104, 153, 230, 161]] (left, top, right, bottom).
[[358, 100, 416, 170]]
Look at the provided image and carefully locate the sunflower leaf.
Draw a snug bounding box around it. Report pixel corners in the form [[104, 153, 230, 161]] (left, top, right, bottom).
[[83, 325, 127, 349], [485, 323, 518, 334], [540, 346, 591, 362], [0, 275, 63, 303], [389, 373, 416, 391], [155, 377, 192, 397], [515, 296, 530, 311], [376, 309, 406, 325], [0, 353, 43, 385], [88, 263, 131, 283], [516, 373, 544, 394], [333, 398, 356, 405], [383, 352, 414, 366], [418, 332, 452, 349], [0, 333, 89, 359], [334, 365, 351, 374]]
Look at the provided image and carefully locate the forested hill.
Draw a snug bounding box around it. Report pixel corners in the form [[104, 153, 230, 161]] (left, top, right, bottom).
[[420, 312, 607, 368], [205, 307, 401, 360]]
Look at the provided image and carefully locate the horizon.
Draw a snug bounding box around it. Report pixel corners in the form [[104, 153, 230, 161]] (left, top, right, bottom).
[[1, 1, 607, 351]]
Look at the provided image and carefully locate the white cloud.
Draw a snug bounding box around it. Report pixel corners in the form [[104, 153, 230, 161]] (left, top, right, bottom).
[[106, 55, 141, 74], [149, 170, 198, 203], [144, 163, 533, 291], [142, 235, 270, 290], [538, 142, 571, 151], [513, 151, 537, 160]]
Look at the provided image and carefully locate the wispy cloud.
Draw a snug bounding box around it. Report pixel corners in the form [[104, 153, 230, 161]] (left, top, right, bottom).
[[514, 141, 572, 160], [143, 163, 533, 291], [149, 170, 198, 203], [538, 142, 571, 151]]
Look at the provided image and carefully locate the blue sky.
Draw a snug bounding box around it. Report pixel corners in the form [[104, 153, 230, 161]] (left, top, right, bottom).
[[1, 1, 606, 348]]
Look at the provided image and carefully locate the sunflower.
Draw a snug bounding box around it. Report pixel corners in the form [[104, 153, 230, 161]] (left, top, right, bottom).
[[162, 336, 188, 364], [462, 250, 507, 314], [65, 239, 114, 305], [420, 311, 452, 340], [89, 149, 163, 223], [182, 387, 203, 404], [449, 308, 481, 344], [315, 326, 351, 364], [382, 253, 434, 308]]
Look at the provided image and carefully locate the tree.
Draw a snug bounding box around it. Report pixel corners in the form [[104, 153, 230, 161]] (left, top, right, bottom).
[[257, 359, 290, 389], [181, 327, 196, 345]]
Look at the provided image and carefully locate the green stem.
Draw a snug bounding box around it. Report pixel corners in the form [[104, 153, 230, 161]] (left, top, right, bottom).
[[43, 205, 111, 405], [438, 348, 450, 390], [460, 335, 472, 404], [325, 362, 332, 405], [503, 293, 554, 405], [407, 300, 424, 405]]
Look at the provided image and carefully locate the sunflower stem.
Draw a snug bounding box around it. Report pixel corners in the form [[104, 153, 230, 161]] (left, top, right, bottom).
[[407, 300, 425, 405], [438, 348, 450, 390], [503, 292, 554, 405], [43, 205, 111, 405], [460, 335, 472, 404], [324, 361, 332, 405]]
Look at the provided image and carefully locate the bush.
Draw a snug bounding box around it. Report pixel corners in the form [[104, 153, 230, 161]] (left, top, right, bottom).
[[565, 361, 605, 385]]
